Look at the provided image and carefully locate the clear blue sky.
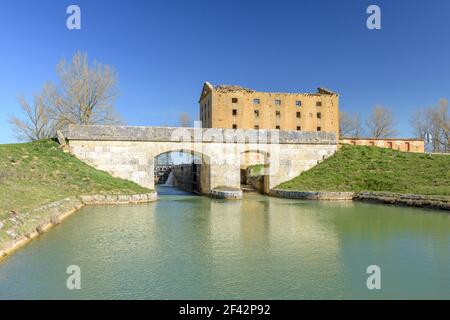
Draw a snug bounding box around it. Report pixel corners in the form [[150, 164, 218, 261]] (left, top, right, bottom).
[[1, 0, 449, 143]]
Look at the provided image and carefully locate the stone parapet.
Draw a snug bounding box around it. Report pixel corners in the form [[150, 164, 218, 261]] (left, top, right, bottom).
[[67, 125, 337, 145]]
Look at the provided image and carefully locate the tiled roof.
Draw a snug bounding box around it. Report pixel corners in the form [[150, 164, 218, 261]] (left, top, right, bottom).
[[206, 82, 338, 96]]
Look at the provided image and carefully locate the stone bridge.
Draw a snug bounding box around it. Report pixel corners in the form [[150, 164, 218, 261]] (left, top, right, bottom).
[[66, 125, 338, 195]]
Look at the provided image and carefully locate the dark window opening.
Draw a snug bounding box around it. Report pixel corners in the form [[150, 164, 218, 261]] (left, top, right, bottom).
[[232, 98, 238, 103], [317, 126, 321, 131], [296, 126, 301, 131], [275, 125, 280, 130], [296, 112, 301, 118], [232, 109, 237, 116], [317, 112, 321, 119], [232, 124, 237, 129], [296, 101, 302, 107], [316, 101, 322, 107]]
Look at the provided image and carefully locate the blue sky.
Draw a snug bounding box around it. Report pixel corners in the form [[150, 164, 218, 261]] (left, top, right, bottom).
[[1, 0, 449, 143]]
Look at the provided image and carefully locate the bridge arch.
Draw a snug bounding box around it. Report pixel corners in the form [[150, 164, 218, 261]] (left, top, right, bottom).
[[240, 149, 271, 194], [152, 148, 211, 194]]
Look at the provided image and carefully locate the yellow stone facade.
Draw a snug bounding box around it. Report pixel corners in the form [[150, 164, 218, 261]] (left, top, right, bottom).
[[199, 82, 339, 133], [340, 138, 425, 153]]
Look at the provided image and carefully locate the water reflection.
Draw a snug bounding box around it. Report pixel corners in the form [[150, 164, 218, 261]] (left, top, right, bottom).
[[0, 187, 449, 299]]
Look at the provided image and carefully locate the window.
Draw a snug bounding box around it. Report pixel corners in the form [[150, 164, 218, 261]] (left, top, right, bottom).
[[232, 124, 237, 129], [387, 142, 392, 149], [317, 126, 321, 131], [296, 100, 302, 107], [369, 141, 375, 146], [275, 111, 281, 117], [274, 99, 282, 106], [405, 142, 410, 151], [296, 112, 301, 118], [253, 98, 260, 105], [296, 126, 301, 131], [254, 125, 259, 130], [232, 109, 237, 116], [317, 112, 321, 119], [254, 110, 260, 117], [275, 125, 280, 130], [232, 98, 238, 103], [316, 101, 322, 107]]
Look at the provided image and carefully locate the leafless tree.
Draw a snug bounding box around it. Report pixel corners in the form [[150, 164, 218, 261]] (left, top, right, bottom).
[[8, 88, 55, 141], [411, 99, 449, 152], [178, 112, 192, 127], [366, 105, 398, 138], [48, 51, 122, 129], [339, 111, 362, 137]]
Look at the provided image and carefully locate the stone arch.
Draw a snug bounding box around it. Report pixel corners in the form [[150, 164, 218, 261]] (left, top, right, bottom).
[[240, 149, 271, 194], [151, 146, 211, 194]]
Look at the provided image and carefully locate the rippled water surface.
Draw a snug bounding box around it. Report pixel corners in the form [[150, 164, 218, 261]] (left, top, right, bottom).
[[1, 187, 449, 299]]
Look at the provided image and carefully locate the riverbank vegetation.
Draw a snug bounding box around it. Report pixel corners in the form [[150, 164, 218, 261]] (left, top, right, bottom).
[[277, 145, 450, 196], [0, 139, 150, 218]]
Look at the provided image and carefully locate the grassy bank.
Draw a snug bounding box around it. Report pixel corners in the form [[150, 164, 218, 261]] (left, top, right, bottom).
[[277, 145, 450, 196], [0, 139, 150, 218]]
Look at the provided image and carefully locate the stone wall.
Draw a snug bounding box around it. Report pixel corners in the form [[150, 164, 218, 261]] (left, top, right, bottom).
[[270, 189, 355, 200], [340, 138, 424, 153], [67, 125, 338, 193]]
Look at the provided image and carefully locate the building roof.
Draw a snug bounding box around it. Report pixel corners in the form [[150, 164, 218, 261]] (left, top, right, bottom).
[[199, 81, 338, 102]]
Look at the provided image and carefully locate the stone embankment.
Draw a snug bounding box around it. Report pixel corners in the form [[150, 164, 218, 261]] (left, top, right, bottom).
[[270, 190, 355, 200], [354, 192, 450, 211], [270, 189, 449, 211], [0, 192, 157, 262]]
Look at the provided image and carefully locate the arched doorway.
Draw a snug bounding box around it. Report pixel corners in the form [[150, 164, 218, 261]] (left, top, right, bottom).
[[240, 150, 270, 194]]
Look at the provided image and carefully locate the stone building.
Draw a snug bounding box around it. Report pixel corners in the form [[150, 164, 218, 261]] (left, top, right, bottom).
[[198, 81, 424, 153], [199, 81, 339, 133]]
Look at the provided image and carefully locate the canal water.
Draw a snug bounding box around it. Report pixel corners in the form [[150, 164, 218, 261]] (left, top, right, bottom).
[[0, 187, 449, 299]]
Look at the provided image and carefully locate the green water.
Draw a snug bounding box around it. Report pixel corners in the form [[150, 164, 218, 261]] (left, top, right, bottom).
[[1, 187, 449, 299]]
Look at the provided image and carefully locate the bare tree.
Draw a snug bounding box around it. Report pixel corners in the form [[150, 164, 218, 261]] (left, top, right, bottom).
[[178, 112, 192, 127], [48, 51, 122, 129], [339, 111, 362, 137], [8, 89, 55, 141], [410, 108, 429, 139], [412, 99, 449, 152], [366, 105, 398, 138], [430, 99, 450, 152]]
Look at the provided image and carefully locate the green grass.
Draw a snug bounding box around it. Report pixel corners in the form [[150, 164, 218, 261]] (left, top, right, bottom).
[[0, 139, 150, 218], [277, 145, 450, 196], [247, 164, 265, 176]]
